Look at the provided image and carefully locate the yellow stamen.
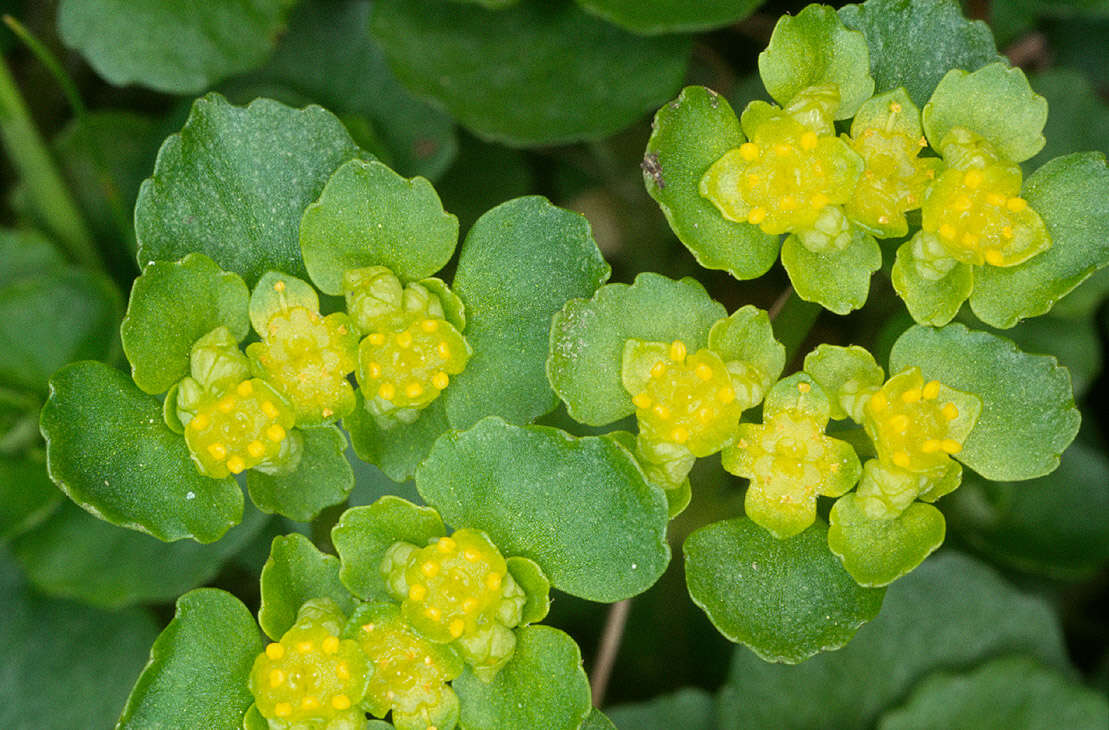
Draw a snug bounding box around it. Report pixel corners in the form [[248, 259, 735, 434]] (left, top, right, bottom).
[[409, 584, 427, 601], [922, 439, 941, 453], [421, 561, 440, 577], [779, 195, 798, 211], [332, 694, 351, 710], [738, 142, 759, 161], [247, 441, 265, 459], [273, 280, 286, 292], [367, 361, 382, 378], [462, 598, 478, 613], [207, 443, 227, 461], [964, 169, 984, 188], [421, 319, 439, 333], [697, 407, 714, 424], [889, 101, 902, 113], [869, 393, 887, 411], [670, 427, 689, 444], [378, 383, 396, 401], [296, 641, 313, 653], [1001, 225, 1014, 239], [942, 403, 959, 420], [1006, 197, 1028, 212], [425, 606, 442, 621], [800, 131, 819, 151], [265, 643, 284, 660], [217, 396, 235, 414], [922, 381, 941, 399], [653, 404, 671, 420], [941, 439, 962, 454], [266, 424, 286, 442], [890, 414, 911, 432], [395, 331, 413, 348], [717, 387, 735, 404], [811, 193, 829, 209], [797, 381, 811, 394], [773, 143, 792, 156], [939, 224, 957, 240], [463, 548, 481, 562], [961, 232, 979, 248], [261, 401, 279, 418], [449, 619, 465, 638], [336, 662, 350, 680], [405, 382, 424, 399], [227, 456, 246, 474], [322, 636, 340, 654], [901, 388, 921, 403], [485, 572, 502, 590], [301, 696, 319, 710], [892, 451, 911, 468], [650, 361, 667, 378], [632, 392, 652, 409], [189, 413, 209, 430], [236, 381, 253, 397], [437, 536, 456, 552], [432, 372, 449, 390], [669, 340, 687, 362], [985, 249, 1005, 266], [437, 341, 451, 358], [274, 702, 292, 718], [268, 669, 284, 688], [748, 207, 767, 224], [368, 333, 386, 345]]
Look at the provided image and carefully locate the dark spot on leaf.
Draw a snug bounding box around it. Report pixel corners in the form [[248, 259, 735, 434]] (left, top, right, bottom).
[[641, 153, 664, 189], [414, 138, 439, 160]]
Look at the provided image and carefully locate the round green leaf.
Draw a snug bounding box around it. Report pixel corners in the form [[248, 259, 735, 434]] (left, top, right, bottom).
[[684, 517, 885, 663], [922, 63, 1047, 162], [446, 196, 610, 429], [608, 688, 716, 730], [331, 496, 445, 601], [371, 0, 691, 145], [0, 455, 61, 541], [248, 271, 319, 336], [878, 656, 1109, 730], [11, 500, 267, 609], [344, 391, 451, 482], [258, 533, 355, 640], [507, 555, 551, 625], [781, 232, 882, 315], [838, 0, 1003, 107], [643, 86, 780, 280], [758, 4, 874, 120], [454, 625, 591, 730], [299, 158, 458, 295], [891, 242, 974, 327], [576, 0, 762, 34], [58, 0, 293, 94], [827, 494, 946, 586], [717, 551, 1069, 729], [802, 344, 884, 422], [0, 551, 159, 730], [121, 253, 249, 395], [117, 589, 263, 730], [889, 323, 1080, 481], [548, 272, 726, 427], [135, 93, 364, 285], [969, 153, 1109, 328], [0, 228, 65, 282], [581, 708, 618, 730], [41, 361, 242, 543], [417, 418, 670, 602], [245, 425, 353, 523]]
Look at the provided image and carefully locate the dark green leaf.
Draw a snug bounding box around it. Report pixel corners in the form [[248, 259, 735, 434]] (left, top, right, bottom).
[[11, 500, 267, 608], [878, 656, 1109, 730], [454, 626, 591, 730], [548, 273, 726, 427], [331, 496, 445, 600], [890, 323, 1080, 480], [371, 0, 690, 145], [970, 153, 1109, 328], [839, 0, 1003, 107], [344, 392, 451, 482], [1029, 69, 1109, 170], [643, 86, 780, 281], [246, 424, 354, 522], [135, 93, 364, 285], [446, 196, 609, 429], [576, 0, 762, 34], [299, 158, 458, 295], [0, 454, 61, 541], [41, 361, 243, 543], [120, 253, 249, 395], [684, 518, 884, 662], [607, 688, 716, 730], [0, 228, 65, 283], [999, 314, 1102, 398], [117, 589, 263, 729], [717, 552, 1070, 729], [258, 533, 355, 639], [417, 418, 670, 602], [0, 549, 159, 730], [581, 708, 617, 730]]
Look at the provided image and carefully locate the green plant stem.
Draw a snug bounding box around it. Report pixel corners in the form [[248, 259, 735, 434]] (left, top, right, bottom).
[[2, 16, 85, 119], [769, 286, 821, 362], [589, 597, 631, 707], [0, 52, 103, 271]]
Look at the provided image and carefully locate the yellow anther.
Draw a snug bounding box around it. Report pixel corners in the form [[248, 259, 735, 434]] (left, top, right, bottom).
[[368, 332, 386, 345], [332, 694, 351, 710], [265, 643, 284, 660], [421, 561, 440, 577], [236, 380, 253, 397], [985, 249, 1005, 266], [773, 143, 792, 156], [650, 361, 667, 378], [941, 439, 963, 454], [746, 173, 760, 186], [653, 404, 671, 420], [322, 636, 340, 654], [362, 623, 375, 633], [779, 195, 798, 211], [889, 101, 903, 113], [395, 331, 413, 348], [964, 169, 984, 188], [922, 439, 941, 453], [273, 280, 286, 293], [227, 456, 246, 474], [738, 142, 760, 161], [275, 702, 292, 718], [869, 393, 887, 411], [748, 207, 767, 224], [942, 402, 959, 420], [939, 224, 957, 240], [892, 451, 911, 468], [800, 131, 819, 151], [336, 661, 350, 680], [268, 669, 285, 688], [449, 619, 465, 638], [425, 607, 442, 622], [737, 438, 749, 449], [463, 548, 481, 562], [717, 386, 735, 404], [437, 536, 456, 552], [890, 414, 911, 432], [296, 641, 313, 653], [693, 363, 714, 381], [261, 401, 279, 418], [961, 232, 979, 248], [953, 195, 972, 211], [437, 341, 451, 358], [878, 215, 890, 224], [405, 382, 424, 399], [901, 388, 922, 403], [409, 583, 427, 600], [797, 381, 811, 394], [1006, 197, 1028, 212], [217, 396, 235, 414], [671, 427, 690, 444], [378, 383, 396, 401], [697, 407, 714, 424], [811, 193, 830, 209], [423, 656, 433, 665], [1001, 226, 1014, 239], [421, 319, 439, 333], [669, 340, 687, 362], [461, 598, 478, 613], [829, 462, 841, 473], [266, 424, 286, 442], [367, 361, 382, 378], [986, 193, 1007, 206], [432, 372, 449, 390], [301, 696, 319, 710], [485, 572, 502, 590], [189, 413, 209, 430], [922, 381, 941, 399], [632, 392, 652, 409], [247, 440, 265, 459], [207, 442, 228, 461], [919, 136, 928, 147]]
